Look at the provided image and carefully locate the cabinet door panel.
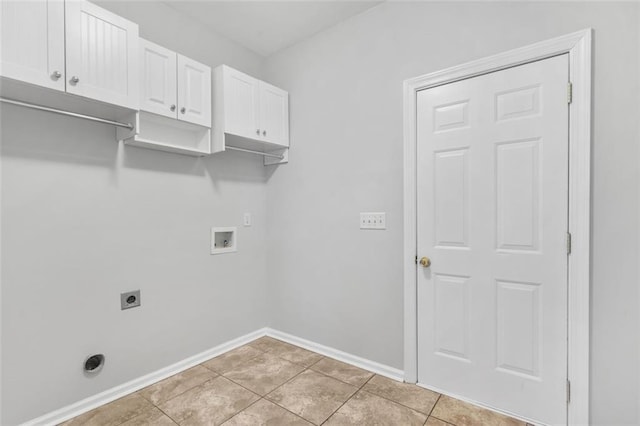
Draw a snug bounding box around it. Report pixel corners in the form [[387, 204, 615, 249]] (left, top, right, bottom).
[[65, 0, 138, 109], [259, 81, 289, 147], [177, 54, 211, 127], [223, 67, 260, 139], [139, 39, 177, 119], [0, 0, 65, 91]]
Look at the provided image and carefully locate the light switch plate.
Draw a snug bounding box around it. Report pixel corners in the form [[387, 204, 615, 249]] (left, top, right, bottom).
[[243, 213, 251, 227], [360, 212, 386, 230]]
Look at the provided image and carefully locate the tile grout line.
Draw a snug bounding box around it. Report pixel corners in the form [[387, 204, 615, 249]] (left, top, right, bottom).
[[319, 368, 377, 425], [216, 396, 265, 425], [428, 394, 442, 417], [141, 373, 220, 409]]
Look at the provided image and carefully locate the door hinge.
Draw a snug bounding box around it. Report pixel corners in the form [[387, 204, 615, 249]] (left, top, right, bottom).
[[566, 379, 571, 403], [567, 82, 573, 104], [566, 232, 572, 255]]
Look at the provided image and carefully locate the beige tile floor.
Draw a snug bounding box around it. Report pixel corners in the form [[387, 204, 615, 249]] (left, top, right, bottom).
[[61, 337, 527, 426]]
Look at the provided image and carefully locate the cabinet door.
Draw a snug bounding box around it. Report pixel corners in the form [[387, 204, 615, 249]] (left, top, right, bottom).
[[65, 0, 139, 109], [259, 81, 289, 147], [139, 39, 177, 119], [0, 0, 65, 91], [177, 54, 211, 127], [223, 66, 260, 139]]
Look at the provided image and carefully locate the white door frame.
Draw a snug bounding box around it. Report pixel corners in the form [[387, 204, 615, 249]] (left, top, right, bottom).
[[403, 29, 591, 425]]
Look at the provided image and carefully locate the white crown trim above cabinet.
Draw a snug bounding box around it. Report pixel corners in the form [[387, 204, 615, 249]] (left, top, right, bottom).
[[118, 38, 212, 157], [213, 65, 289, 165], [0, 0, 139, 133]]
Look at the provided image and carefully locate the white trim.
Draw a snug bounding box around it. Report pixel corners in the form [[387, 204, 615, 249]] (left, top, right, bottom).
[[21, 327, 405, 426], [402, 29, 592, 426], [20, 328, 268, 426], [265, 328, 404, 381]]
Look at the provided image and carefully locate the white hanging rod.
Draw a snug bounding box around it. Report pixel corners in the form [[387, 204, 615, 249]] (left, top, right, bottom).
[[225, 145, 285, 160], [0, 97, 134, 130]]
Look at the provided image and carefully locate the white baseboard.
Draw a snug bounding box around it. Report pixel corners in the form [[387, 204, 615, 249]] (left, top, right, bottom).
[[21, 327, 404, 426], [265, 328, 404, 382], [21, 328, 268, 426]]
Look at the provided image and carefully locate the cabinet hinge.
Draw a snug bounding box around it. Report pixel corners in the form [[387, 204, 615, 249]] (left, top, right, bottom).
[[415, 255, 418, 265], [566, 379, 571, 403], [567, 82, 573, 104], [566, 232, 572, 255]]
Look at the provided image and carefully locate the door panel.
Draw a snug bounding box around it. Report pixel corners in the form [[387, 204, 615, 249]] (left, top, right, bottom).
[[259, 81, 289, 147], [139, 39, 177, 119], [417, 54, 569, 425], [177, 54, 211, 127], [65, 0, 138, 109], [223, 67, 260, 139], [0, 0, 65, 91]]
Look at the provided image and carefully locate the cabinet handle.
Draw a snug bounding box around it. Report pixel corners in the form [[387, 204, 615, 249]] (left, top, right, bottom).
[[256, 129, 260, 135], [170, 105, 176, 112], [263, 130, 267, 137], [180, 107, 186, 114], [70, 76, 80, 85], [51, 71, 62, 80]]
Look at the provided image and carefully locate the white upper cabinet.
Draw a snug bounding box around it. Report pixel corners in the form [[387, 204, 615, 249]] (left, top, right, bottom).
[[139, 38, 177, 119], [223, 67, 260, 139], [177, 55, 211, 127], [138, 39, 211, 128], [259, 81, 289, 146], [65, 0, 139, 109], [214, 65, 289, 149], [0, 0, 66, 91]]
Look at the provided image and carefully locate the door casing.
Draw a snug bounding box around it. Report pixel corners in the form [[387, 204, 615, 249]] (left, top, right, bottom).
[[402, 29, 592, 425]]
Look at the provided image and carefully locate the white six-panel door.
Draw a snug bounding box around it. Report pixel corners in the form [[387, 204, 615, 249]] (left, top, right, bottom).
[[177, 54, 211, 127], [65, 0, 138, 109], [139, 38, 177, 119], [416, 54, 569, 425], [0, 0, 65, 91]]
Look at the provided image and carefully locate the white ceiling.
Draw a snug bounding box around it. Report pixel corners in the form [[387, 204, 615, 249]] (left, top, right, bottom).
[[164, 1, 383, 57]]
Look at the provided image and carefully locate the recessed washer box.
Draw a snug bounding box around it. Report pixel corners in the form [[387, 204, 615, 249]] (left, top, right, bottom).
[[211, 227, 237, 254]]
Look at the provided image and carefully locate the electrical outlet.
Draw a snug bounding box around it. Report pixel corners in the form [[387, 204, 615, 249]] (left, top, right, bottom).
[[360, 212, 386, 230], [120, 290, 141, 310]]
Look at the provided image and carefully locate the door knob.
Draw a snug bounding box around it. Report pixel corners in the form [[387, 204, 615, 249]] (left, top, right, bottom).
[[70, 76, 80, 84], [51, 71, 62, 80], [170, 105, 176, 112], [180, 107, 186, 114], [256, 129, 260, 135], [419, 257, 431, 268], [262, 130, 266, 136]]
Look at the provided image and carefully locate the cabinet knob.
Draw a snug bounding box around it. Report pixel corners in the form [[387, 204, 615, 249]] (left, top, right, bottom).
[[51, 71, 62, 80], [180, 107, 186, 114], [256, 129, 260, 135], [70, 76, 80, 84], [170, 105, 176, 112], [262, 130, 267, 137]]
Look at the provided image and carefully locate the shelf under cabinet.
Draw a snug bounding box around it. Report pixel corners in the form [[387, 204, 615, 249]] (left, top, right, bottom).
[[119, 111, 211, 157]]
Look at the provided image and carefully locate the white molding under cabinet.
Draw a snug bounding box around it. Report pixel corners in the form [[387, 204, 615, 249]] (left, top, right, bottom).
[[118, 112, 211, 157], [117, 38, 212, 156], [213, 65, 289, 165]]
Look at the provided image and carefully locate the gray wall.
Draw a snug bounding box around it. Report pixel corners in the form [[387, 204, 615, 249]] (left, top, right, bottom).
[[0, 2, 268, 424], [263, 2, 640, 425]]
